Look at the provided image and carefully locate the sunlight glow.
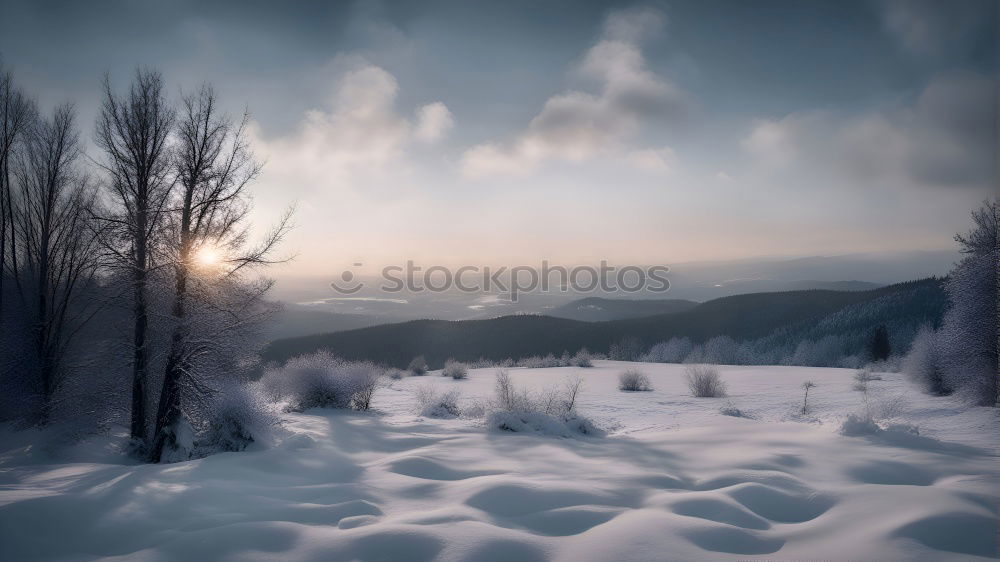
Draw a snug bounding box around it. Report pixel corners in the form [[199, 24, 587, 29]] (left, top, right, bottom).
[[194, 245, 222, 268]]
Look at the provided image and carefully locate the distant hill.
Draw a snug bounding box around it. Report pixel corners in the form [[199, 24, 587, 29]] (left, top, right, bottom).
[[547, 297, 698, 322], [263, 306, 402, 340], [262, 278, 946, 369]]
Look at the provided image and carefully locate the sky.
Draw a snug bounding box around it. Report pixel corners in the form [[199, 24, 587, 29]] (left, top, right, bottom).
[[1, 0, 997, 279]]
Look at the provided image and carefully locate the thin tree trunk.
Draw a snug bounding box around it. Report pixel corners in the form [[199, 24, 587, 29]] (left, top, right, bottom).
[[150, 193, 192, 462], [130, 232, 149, 442], [150, 263, 188, 462]]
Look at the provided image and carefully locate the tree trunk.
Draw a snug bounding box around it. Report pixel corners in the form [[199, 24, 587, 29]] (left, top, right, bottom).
[[149, 265, 188, 463], [130, 227, 149, 443]]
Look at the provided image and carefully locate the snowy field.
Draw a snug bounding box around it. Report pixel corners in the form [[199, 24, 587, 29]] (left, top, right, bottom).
[[1, 361, 997, 561]]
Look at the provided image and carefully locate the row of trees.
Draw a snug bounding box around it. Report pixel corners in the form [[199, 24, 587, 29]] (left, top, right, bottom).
[[637, 327, 895, 370], [0, 63, 290, 461]]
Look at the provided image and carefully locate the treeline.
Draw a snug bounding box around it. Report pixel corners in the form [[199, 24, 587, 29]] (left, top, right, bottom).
[[638, 280, 945, 368], [0, 64, 290, 461], [262, 277, 947, 369]]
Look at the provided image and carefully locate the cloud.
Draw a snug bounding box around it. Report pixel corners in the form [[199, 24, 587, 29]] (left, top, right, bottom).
[[414, 101, 454, 142], [627, 147, 677, 172], [250, 62, 452, 195], [881, 0, 994, 55], [741, 112, 825, 171], [601, 5, 666, 43], [740, 72, 997, 189], [460, 7, 686, 178]]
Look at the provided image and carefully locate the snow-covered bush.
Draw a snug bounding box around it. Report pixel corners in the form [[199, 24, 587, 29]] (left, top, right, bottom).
[[719, 401, 753, 418], [570, 348, 593, 367], [842, 387, 911, 436], [488, 410, 602, 437], [387, 368, 406, 380], [202, 382, 279, 452], [685, 364, 727, 397], [840, 412, 918, 437], [262, 352, 384, 412], [415, 386, 462, 418], [902, 325, 950, 395], [618, 369, 652, 391], [852, 369, 874, 391], [642, 337, 693, 363], [868, 393, 908, 421], [350, 365, 383, 411], [839, 413, 881, 436], [855, 369, 881, 382], [442, 359, 468, 379], [157, 416, 197, 463], [515, 349, 576, 369], [408, 355, 428, 375], [468, 357, 490, 368], [485, 370, 600, 437]]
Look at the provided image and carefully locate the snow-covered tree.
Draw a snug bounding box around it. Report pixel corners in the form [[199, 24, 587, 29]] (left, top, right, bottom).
[[642, 337, 693, 363], [149, 85, 289, 462], [702, 335, 742, 365], [609, 336, 644, 361], [938, 199, 998, 405]]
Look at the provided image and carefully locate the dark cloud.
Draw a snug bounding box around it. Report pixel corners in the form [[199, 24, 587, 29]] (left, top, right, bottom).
[[881, 0, 996, 56]]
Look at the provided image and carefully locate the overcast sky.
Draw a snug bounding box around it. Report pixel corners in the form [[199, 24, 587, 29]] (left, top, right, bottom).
[[1, 0, 996, 277]]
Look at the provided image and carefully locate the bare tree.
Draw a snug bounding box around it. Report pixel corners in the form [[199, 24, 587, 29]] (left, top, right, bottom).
[[95, 69, 175, 448], [0, 63, 36, 318], [149, 85, 288, 462], [10, 104, 101, 422]]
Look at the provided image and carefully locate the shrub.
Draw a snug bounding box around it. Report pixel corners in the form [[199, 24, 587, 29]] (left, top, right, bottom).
[[719, 401, 753, 418], [902, 326, 951, 395], [570, 348, 593, 367], [442, 359, 468, 379], [854, 369, 880, 383], [840, 413, 881, 436], [517, 353, 568, 368], [853, 369, 881, 392], [387, 368, 406, 380], [408, 355, 428, 375], [618, 369, 652, 391], [485, 370, 600, 437], [685, 364, 727, 397], [801, 381, 816, 414], [415, 386, 462, 418], [488, 410, 602, 437], [262, 351, 384, 412], [203, 382, 279, 452]]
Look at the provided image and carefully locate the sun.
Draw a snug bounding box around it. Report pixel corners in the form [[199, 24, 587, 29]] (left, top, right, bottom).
[[194, 245, 222, 268]]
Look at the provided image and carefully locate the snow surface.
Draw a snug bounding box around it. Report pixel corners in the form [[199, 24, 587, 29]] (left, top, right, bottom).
[[1, 361, 997, 560]]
